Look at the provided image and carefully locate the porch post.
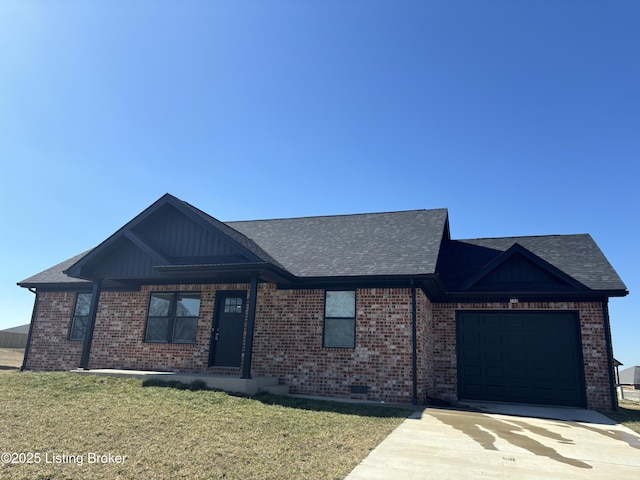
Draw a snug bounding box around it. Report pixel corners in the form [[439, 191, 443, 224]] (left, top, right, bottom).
[[79, 279, 102, 369], [241, 276, 259, 379]]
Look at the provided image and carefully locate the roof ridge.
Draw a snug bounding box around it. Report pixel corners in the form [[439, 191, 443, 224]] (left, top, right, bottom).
[[457, 233, 591, 242], [226, 208, 448, 224]]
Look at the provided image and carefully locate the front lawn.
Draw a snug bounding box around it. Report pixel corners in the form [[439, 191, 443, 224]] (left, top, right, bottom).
[[604, 400, 640, 435], [0, 372, 410, 479]]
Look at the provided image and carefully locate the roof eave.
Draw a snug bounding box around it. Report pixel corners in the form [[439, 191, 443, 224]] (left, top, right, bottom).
[[440, 288, 628, 301], [155, 262, 296, 284], [17, 280, 92, 290]]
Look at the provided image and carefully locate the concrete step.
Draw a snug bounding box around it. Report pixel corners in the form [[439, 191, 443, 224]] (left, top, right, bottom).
[[261, 384, 290, 396], [71, 369, 288, 396]]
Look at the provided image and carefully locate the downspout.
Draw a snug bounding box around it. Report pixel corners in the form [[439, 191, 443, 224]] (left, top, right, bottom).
[[20, 288, 39, 371], [411, 281, 418, 405], [79, 279, 102, 369], [602, 299, 617, 411]]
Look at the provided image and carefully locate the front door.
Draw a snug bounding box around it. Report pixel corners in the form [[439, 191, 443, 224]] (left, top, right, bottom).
[[209, 291, 247, 367]]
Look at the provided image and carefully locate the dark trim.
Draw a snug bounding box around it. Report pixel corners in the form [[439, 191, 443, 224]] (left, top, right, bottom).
[[79, 279, 102, 369], [459, 243, 588, 292], [17, 282, 138, 292], [17, 281, 93, 290], [241, 277, 259, 379], [124, 231, 171, 265], [411, 284, 418, 405], [439, 292, 625, 303], [603, 299, 618, 411], [279, 274, 437, 289], [20, 289, 39, 371], [155, 262, 295, 284]]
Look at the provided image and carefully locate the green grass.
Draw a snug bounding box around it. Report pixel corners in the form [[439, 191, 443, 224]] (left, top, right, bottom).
[[604, 400, 640, 434], [0, 372, 411, 479]]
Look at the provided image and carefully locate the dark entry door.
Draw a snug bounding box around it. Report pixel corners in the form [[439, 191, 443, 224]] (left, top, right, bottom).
[[210, 291, 246, 367], [457, 312, 586, 407]]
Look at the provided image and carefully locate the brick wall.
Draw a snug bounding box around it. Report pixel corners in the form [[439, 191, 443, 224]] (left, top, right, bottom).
[[25, 291, 84, 371], [25, 284, 250, 373], [252, 285, 423, 403], [25, 286, 613, 409], [416, 289, 433, 402], [90, 284, 250, 372], [26, 284, 422, 403], [431, 301, 612, 410]]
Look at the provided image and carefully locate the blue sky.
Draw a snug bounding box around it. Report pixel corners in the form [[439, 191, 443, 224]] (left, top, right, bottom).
[[1, 1, 638, 365]]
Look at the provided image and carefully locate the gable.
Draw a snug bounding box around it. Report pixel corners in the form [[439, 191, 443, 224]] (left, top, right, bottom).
[[463, 251, 584, 292], [437, 236, 627, 295], [64, 194, 281, 283], [128, 203, 251, 263]]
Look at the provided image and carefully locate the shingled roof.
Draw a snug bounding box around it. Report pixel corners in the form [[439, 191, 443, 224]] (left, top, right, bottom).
[[228, 209, 449, 277], [17, 194, 627, 298], [619, 366, 640, 385], [19, 251, 92, 288]]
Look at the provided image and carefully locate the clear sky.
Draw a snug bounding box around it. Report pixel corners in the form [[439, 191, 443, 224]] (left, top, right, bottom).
[[1, 1, 638, 366]]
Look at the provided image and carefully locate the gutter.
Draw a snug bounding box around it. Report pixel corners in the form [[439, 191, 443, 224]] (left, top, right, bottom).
[[20, 288, 38, 371]]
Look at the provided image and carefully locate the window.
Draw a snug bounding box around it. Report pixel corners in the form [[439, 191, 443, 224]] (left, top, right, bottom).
[[223, 297, 244, 314], [145, 292, 201, 343], [323, 290, 356, 348], [69, 293, 92, 341]]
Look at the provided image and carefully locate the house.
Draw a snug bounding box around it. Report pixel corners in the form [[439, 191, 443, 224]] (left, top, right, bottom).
[[619, 366, 640, 389], [18, 194, 628, 410]]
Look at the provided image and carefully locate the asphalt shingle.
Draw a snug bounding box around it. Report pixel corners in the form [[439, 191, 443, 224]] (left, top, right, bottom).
[[228, 209, 449, 277]]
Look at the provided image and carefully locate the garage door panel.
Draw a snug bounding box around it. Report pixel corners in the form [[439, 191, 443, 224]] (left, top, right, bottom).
[[486, 366, 505, 377], [506, 350, 527, 363], [460, 365, 483, 377], [457, 312, 586, 407], [485, 350, 503, 362]]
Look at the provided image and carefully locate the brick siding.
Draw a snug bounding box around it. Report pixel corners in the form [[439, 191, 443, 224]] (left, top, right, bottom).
[[25, 286, 613, 409], [251, 285, 426, 403], [24, 291, 84, 371]]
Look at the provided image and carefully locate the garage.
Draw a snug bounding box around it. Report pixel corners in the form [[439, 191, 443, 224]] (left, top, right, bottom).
[[457, 311, 586, 407]]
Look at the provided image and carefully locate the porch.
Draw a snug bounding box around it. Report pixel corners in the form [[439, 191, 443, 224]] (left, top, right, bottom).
[[70, 368, 289, 396]]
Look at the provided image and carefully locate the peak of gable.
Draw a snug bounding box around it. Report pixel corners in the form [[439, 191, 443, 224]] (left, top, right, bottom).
[[459, 243, 587, 293], [64, 195, 285, 282]]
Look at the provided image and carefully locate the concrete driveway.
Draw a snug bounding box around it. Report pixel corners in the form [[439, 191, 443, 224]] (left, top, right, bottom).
[[346, 403, 640, 479]]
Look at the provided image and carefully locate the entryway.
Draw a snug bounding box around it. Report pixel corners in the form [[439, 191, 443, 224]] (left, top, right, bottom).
[[209, 291, 247, 368]]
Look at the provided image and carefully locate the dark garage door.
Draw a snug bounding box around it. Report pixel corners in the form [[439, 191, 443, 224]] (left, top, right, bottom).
[[457, 312, 586, 407]]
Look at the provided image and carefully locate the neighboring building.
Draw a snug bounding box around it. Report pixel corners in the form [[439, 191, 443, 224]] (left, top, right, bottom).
[[0, 324, 29, 348], [619, 366, 640, 389], [18, 194, 628, 410]]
